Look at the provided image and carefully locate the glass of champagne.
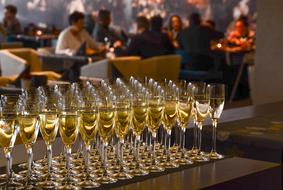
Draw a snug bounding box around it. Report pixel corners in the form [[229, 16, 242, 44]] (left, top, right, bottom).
[[147, 88, 165, 172], [176, 82, 194, 165], [114, 94, 133, 179], [130, 90, 149, 176], [38, 101, 60, 188], [193, 83, 210, 162], [58, 105, 80, 190], [78, 100, 100, 188], [17, 101, 40, 188], [208, 84, 225, 159], [161, 88, 179, 168], [0, 110, 20, 188], [97, 96, 117, 184]]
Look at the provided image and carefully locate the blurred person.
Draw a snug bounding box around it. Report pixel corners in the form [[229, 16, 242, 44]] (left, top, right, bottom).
[[203, 19, 224, 40], [92, 9, 123, 45], [85, 12, 96, 35], [150, 15, 174, 54], [227, 17, 255, 48], [56, 11, 103, 55], [115, 16, 170, 59], [168, 15, 183, 49], [178, 12, 214, 71], [3, 4, 22, 35]]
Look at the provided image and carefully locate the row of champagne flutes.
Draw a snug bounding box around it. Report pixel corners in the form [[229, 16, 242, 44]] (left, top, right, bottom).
[[0, 77, 225, 189]]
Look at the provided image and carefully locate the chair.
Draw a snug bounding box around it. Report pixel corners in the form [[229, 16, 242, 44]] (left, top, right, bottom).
[[109, 56, 141, 79], [80, 59, 111, 79], [138, 55, 181, 81], [179, 54, 223, 82], [0, 50, 27, 86], [4, 48, 61, 80], [0, 42, 23, 49]]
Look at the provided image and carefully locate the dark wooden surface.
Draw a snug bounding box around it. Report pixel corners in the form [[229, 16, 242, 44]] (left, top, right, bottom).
[[198, 101, 283, 163], [109, 157, 281, 190]]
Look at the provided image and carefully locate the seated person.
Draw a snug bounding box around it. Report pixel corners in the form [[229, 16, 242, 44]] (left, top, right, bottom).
[[227, 17, 255, 48], [3, 4, 22, 35], [115, 16, 171, 59], [150, 15, 174, 54], [56, 11, 102, 55], [92, 9, 123, 46]]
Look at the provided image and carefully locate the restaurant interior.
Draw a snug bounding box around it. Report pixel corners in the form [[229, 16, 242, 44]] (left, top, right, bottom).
[[0, 0, 281, 189]]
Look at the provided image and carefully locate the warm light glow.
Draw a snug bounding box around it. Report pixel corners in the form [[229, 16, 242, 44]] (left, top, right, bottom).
[[217, 43, 222, 48]]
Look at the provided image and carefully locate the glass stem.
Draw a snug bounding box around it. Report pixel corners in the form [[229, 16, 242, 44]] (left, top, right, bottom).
[[193, 121, 198, 150], [47, 144, 52, 175], [197, 123, 203, 154], [85, 144, 91, 178], [166, 130, 171, 161], [212, 119, 218, 153], [65, 147, 72, 183], [135, 135, 140, 163], [119, 139, 124, 167], [103, 143, 108, 176], [5, 150, 12, 179], [151, 132, 157, 165], [27, 147, 33, 179]]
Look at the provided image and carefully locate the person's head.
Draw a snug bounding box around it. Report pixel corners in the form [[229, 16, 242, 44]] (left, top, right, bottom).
[[150, 15, 163, 32], [235, 18, 249, 35], [204, 19, 216, 29], [98, 9, 111, 27], [4, 5, 17, 20], [69, 11, 85, 32], [169, 15, 182, 31], [136, 16, 149, 33], [188, 12, 201, 27]]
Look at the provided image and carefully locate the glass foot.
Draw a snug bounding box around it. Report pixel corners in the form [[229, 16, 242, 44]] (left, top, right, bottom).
[[208, 151, 224, 160], [146, 164, 165, 173], [176, 157, 193, 165], [193, 154, 210, 162], [78, 180, 100, 189], [97, 175, 117, 184], [37, 180, 59, 189], [113, 170, 133, 180], [129, 167, 149, 176], [57, 184, 81, 190], [160, 160, 179, 169]]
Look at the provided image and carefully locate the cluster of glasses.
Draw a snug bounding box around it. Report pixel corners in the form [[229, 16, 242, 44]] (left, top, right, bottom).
[[0, 77, 225, 189]]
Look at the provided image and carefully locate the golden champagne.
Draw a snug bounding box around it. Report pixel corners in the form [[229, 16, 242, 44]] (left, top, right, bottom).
[[209, 98, 225, 119], [98, 110, 115, 143], [115, 108, 130, 140], [178, 101, 193, 128], [40, 112, 59, 145], [195, 99, 210, 123], [132, 103, 147, 136], [163, 101, 178, 131], [148, 100, 164, 133], [0, 119, 15, 148], [59, 114, 79, 146], [18, 115, 39, 146], [80, 111, 97, 145]]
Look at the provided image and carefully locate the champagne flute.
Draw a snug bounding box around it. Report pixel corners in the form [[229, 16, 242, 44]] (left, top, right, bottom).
[[193, 83, 210, 162], [97, 96, 117, 184], [38, 101, 60, 188], [147, 88, 165, 172], [58, 106, 80, 190], [176, 82, 194, 165], [0, 110, 20, 188], [17, 101, 40, 188], [113, 94, 133, 179], [78, 100, 100, 188], [161, 87, 179, 168], [208, 84, 225, 159], [129, 90, 149, 176]]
